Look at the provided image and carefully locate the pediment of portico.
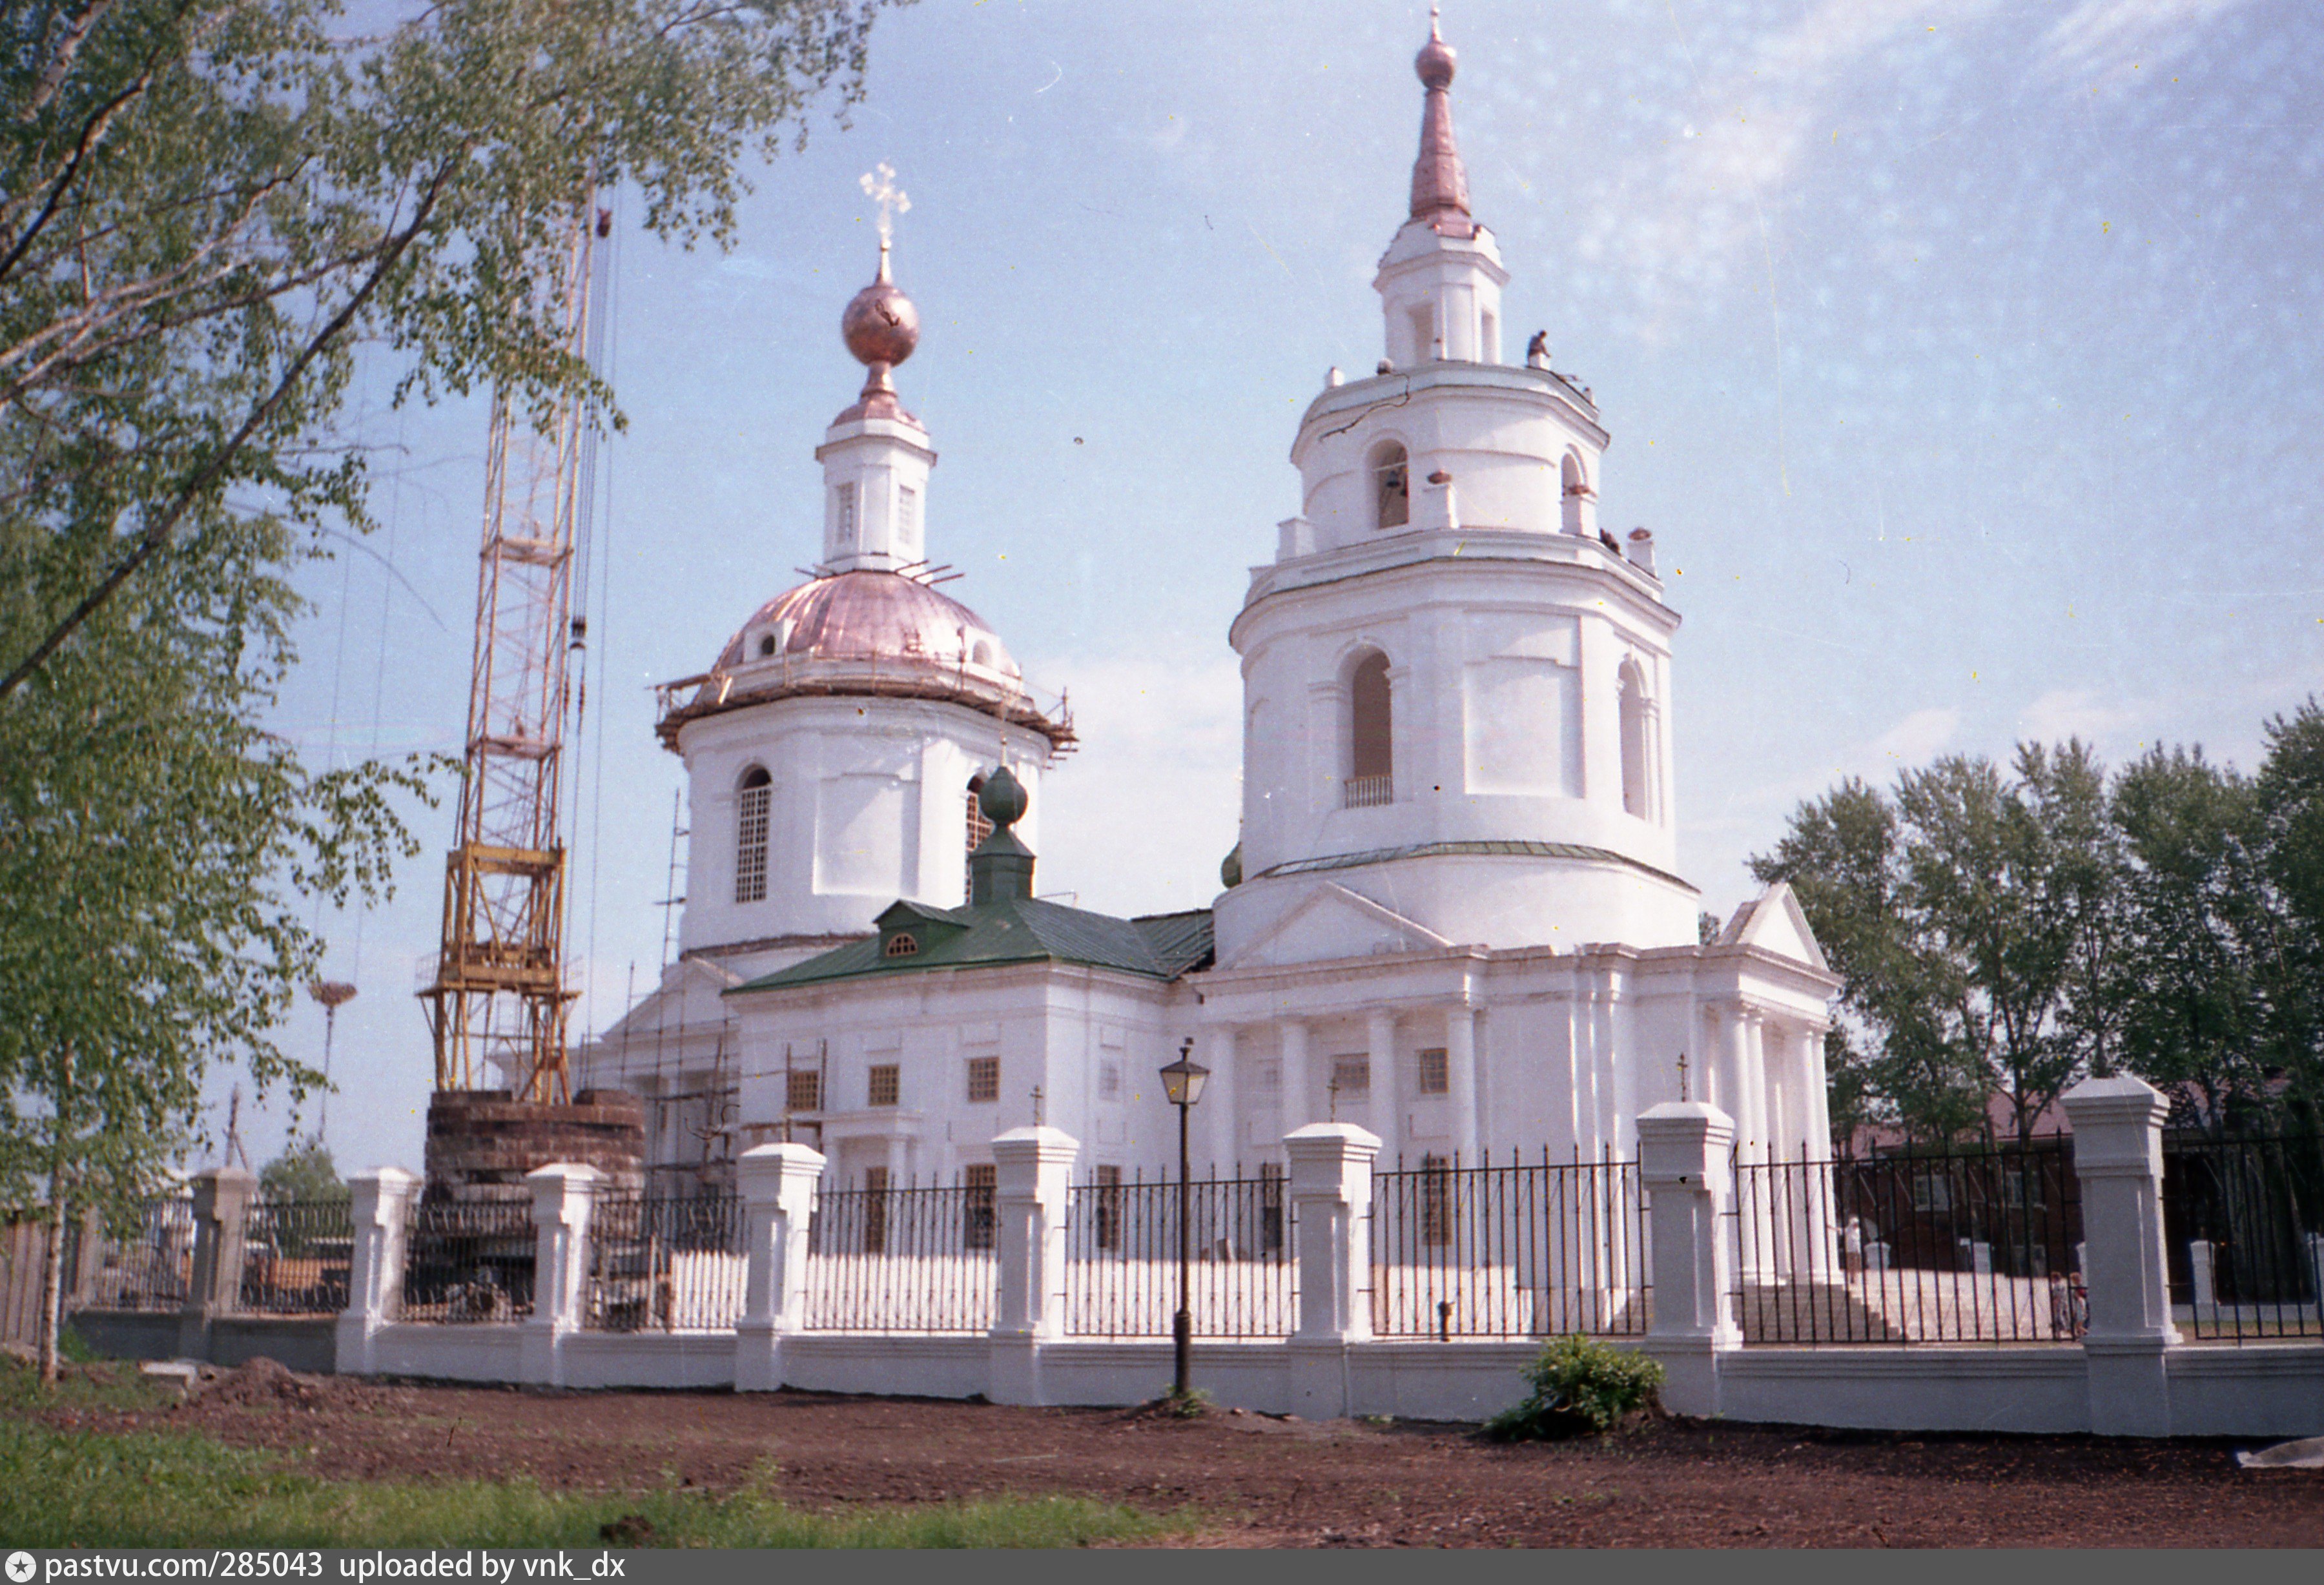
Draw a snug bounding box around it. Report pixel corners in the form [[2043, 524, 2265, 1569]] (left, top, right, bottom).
[[1718, 881, 1831, 974], [1224, 879, 1451, 969]]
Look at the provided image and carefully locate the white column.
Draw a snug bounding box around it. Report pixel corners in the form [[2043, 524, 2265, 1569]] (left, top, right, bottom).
[[336, 1167, 418, 1376], [1727, 1009, 1758, 1160], [1365, 1007, 1397, 1152], [1206, 1027, 1241, 1172], [735, 1141, 825, 1393], [2064, 1074, 2177, 1437], [521, 1163, 601, 1388], [1280, 1017, 1310, 1132], [1284, 1121, 1381, 1419], [1445, 1003, 1479, 1165], [1805, 1025, 1835, 1159], [1636, 1101, 1740, 1416], [989, 1125, 1077, 1406]]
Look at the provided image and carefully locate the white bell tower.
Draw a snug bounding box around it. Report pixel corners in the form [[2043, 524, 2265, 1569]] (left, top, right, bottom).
[[1214, 11, 1696, 968]]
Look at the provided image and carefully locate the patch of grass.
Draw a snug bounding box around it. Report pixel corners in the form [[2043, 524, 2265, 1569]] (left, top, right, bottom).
[[0, 1353, 175, 1415], [0, 1416, 1193, 1548]]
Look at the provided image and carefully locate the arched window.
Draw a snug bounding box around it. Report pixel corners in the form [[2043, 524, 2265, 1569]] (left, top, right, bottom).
[[735, 766, 772, 903], [757, 633, 777, 658], [963, 773, 993, 902], [1559, 451, 1592, 537], [1372, 442, 1410, 531], [1346, 650, 1393, 808], [1618, 660, 1650, 819]]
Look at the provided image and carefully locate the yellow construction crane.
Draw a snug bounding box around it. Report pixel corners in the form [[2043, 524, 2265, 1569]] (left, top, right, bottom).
[[422, 201, 610, 1105]]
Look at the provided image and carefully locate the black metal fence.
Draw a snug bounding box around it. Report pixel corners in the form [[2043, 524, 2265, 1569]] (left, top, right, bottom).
[[585, 1191, 748, 1332], [400, 1199, 536, 1323], [2165, 1131, 2324, 1342], [79, 1197, 196, 1312], [1370, 1153, 1649, 1339], [1729, 1137, 2084, 1345], [1062, 1171, 1297, 1338], [803, 1179, 996, 1333], [239, 1198, 353, 1316]]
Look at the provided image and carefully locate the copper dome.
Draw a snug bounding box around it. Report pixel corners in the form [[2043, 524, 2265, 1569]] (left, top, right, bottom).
[[715, 569, 1018, 677]]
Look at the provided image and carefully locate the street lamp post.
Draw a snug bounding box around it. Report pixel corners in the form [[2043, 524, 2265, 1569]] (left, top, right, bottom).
[[1158, 1038, 1209, 1400]]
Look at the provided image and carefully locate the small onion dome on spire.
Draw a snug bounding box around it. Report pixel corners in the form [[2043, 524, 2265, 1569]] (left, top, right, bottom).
[[837, 236, 921, 423], [1409, 6, 1472, 227]]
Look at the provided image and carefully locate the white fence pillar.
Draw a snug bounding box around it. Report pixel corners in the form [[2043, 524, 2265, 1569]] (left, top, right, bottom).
[[989, 1125, 1077, 1406], [180, 1166, 256, 1360], [1284, 1121, 1379, 1418], [1638, 1101, 1740, 1416], [735, 1142, 825, 1393], [335, 1167, 418, 1375], [520, 1164, 599, 1388], [2064, 1074, 2177, 1437]]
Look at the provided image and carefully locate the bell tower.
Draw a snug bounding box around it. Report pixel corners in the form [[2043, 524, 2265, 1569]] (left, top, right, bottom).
[[1213, 12, 1695, 968]]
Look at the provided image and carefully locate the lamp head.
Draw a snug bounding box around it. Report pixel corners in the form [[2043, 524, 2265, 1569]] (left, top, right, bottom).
[[1159, 1038, 1209, 1107]]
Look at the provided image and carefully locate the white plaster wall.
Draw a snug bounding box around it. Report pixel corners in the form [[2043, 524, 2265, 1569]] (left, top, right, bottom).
[[815, 417, 935, 571], [2166, 1346, 2324, 1437], [731, 963, 1199, 1184], [1228, 551, 1683, 959], [677, 697, 1049, 952], [1716, 1348, 2093, 1434]]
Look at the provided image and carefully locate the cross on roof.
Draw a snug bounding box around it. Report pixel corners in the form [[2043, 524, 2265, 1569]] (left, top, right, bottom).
[[860, 161, 910, 243]]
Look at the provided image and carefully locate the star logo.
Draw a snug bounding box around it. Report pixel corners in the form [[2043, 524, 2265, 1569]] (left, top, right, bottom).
[[6, 1550, 36, 1582]]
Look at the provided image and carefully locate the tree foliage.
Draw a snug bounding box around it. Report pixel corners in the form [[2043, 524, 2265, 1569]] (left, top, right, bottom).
[[0, 0, 902, 1382], [1756, 711, 2324, 1141], [259, 1138, 346, 1203]]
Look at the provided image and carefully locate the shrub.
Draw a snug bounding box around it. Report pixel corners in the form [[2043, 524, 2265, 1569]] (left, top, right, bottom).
[[1483, 1335, 1664, 1441]]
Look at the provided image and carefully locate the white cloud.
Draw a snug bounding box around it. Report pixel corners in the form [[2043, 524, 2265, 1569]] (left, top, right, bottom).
[[2035, 0, 2252, 93], [1020, 649, 1243, 919], [1589, 0, 1990, 317], [1860, 704, 1963, 773], [2017, 686, 2141, 745]]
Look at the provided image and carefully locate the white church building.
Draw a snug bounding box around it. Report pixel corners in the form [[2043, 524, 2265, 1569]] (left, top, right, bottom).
[[573, 17, 1840, 1195]]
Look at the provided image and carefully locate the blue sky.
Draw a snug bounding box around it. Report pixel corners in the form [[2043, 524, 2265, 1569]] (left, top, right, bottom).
[[234, 0, 2324, 1174]]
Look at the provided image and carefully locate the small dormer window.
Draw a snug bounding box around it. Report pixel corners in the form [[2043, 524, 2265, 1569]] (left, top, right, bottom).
[[757, 634, 777, 658], [883, 932, 920, 957]]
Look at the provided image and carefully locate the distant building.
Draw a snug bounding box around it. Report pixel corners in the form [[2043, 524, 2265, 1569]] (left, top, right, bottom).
[[573, 17, 1839, 1192]]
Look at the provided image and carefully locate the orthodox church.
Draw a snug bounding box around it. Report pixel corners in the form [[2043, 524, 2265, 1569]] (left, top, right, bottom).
[[571, 17, 1840, 1193]]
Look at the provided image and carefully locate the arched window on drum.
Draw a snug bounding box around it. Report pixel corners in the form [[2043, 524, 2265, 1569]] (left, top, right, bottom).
[[1618, 660, 1652, 820], [735, 766, 772, 903], [1345, 649, 1393, 808], [1371, 442, 1410, 531]]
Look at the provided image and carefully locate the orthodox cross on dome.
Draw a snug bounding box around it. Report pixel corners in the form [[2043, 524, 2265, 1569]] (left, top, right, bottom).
[[860, 161, 911, 247]]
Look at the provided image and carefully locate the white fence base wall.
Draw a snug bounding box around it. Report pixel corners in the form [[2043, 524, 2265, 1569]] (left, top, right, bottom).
[[336, 1325, 2324, 1438], [1720, 1349, 2093, 1435]]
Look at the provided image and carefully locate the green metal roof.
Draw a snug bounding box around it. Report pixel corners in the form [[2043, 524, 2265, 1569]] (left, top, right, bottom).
[[730, 899, 1215, 993]]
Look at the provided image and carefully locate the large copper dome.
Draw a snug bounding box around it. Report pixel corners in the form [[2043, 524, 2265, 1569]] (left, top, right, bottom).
[[714, 569, 1018, 677], [657, 570, 1073, 752]]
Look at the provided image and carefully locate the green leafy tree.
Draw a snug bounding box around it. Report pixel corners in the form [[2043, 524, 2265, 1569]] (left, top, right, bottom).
[[2108, 746, 2278, 1132], [2253, 698, 2324, 1125], [260, 1138, 347, 1204], [0, 0, 901, 1384], [1751, 742, 2120, 1142]]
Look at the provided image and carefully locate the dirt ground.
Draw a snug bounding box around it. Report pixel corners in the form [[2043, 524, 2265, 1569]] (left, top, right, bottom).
[[30, 1361, 2324, 1547]]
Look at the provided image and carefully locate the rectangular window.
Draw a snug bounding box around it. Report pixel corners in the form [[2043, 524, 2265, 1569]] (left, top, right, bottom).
[[834, 482, 857, 542], [1259, 1161, 1285, 1255], [786, 1068, 821, 1114], [1910, 1172, 1953, 1214], [1095, 1164, 1122, 1252], [1331, 1056, 1370, 1098], [734, 781, 771, 904], [966, 1055, 1001, 1104], [963, 1162, 996, 1251], [863, 1164, 889, 1254], [897, 485, 919, 541], [1098, 1061, 1122, 1102], [1421, 1152, 1454, 1247], [1417, 1048, 1450, 1096], [867, 1063, 900, 1109]]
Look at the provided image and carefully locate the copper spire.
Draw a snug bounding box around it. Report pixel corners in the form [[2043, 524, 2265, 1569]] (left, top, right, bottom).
[[838, 236, 921, 424], [1408, 6, 1471, 227]]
